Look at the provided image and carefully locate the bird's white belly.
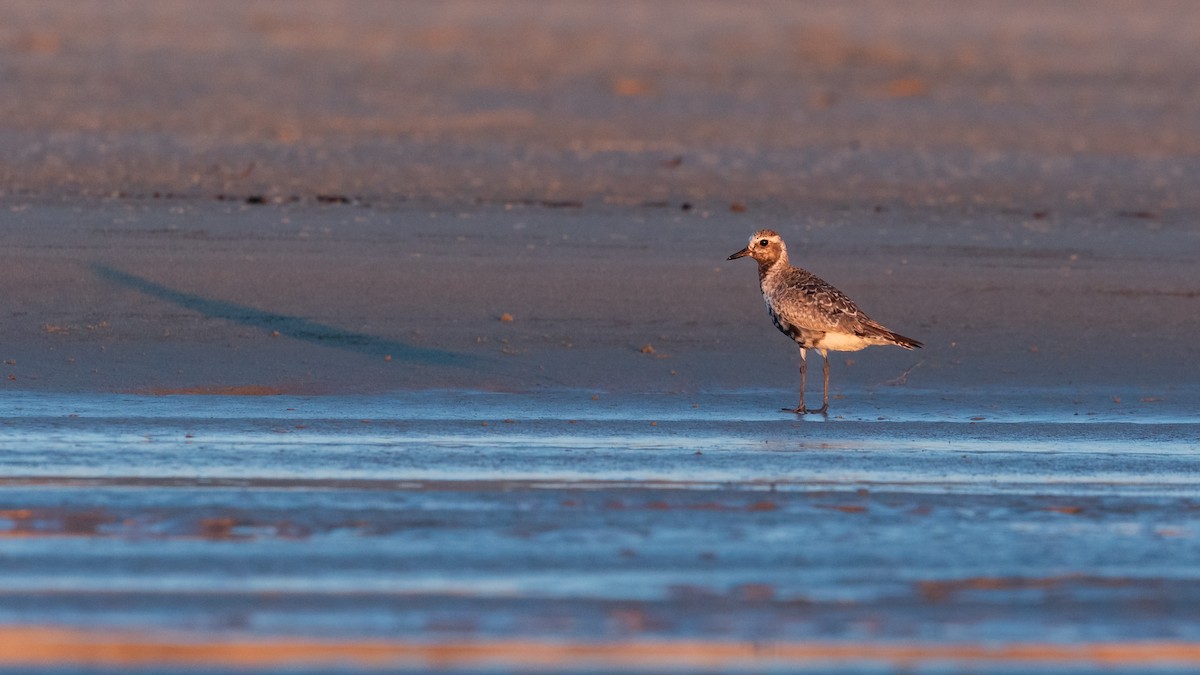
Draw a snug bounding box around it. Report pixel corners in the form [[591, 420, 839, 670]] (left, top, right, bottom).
[[813, 332, 875, 352]]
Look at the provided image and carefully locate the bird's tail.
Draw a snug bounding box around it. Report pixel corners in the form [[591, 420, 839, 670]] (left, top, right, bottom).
[[863, 320, 923, 350], [886, 331, 923, 350]]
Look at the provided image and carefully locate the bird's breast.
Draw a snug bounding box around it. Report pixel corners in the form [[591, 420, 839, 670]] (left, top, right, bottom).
[[767, 303, 823, 347]]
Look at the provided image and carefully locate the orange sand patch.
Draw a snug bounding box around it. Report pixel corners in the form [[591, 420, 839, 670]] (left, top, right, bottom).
[[2, 628, 1200, 668], [917, 574, 1130, 602]]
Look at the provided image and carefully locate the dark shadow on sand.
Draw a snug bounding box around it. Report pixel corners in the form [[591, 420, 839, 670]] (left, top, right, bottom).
[[92, 264, 481, 368]]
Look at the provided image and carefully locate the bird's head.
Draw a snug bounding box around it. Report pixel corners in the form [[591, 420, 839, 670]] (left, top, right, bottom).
[[727, 229, 786, 266]]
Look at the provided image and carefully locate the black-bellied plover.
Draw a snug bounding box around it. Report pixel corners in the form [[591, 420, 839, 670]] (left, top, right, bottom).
[[728, 229, 922, 414]]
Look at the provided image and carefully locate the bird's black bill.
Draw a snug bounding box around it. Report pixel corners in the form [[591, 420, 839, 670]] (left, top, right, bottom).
[[727, 247, 750, 260]]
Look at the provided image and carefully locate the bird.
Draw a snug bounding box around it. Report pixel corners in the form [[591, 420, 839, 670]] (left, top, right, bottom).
[[728, 229, 922, 415]]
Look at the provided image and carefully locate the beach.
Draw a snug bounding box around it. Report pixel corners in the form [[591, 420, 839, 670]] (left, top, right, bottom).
[[2, 1, 1199, 672]]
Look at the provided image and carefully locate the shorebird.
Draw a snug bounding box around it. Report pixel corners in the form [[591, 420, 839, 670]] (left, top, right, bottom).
[[728, 229, 922, 414]]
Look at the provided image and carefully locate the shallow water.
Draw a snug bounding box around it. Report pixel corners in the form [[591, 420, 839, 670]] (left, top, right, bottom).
[[1, 390, 1199, 672]]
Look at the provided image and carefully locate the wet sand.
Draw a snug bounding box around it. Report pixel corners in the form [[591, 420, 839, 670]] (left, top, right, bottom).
[[2, 391, 1200, 673], [3, 392, 1199, 673], [2, 1, 1200, 672]]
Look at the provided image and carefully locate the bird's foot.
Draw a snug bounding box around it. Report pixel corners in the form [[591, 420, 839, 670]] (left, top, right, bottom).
[[782, 406, 828, 416]]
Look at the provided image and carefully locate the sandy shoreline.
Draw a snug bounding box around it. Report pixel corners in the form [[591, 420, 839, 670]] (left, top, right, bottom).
[[1, 196, 1196, 407], [4, 2, 1200, 205], [1, 2, 1197, 401]]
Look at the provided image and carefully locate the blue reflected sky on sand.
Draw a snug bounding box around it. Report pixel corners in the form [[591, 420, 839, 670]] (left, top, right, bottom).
[[0, 389, 1196, 491], [2, 389, 1200, 657], [3, 387, 1196, 423]]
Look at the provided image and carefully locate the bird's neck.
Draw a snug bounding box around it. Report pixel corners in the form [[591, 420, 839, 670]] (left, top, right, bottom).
[[757, 253, 788, 281]]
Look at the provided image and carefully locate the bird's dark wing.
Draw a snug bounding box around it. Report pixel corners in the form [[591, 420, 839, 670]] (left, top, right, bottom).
[[768, 267, 872, 335]]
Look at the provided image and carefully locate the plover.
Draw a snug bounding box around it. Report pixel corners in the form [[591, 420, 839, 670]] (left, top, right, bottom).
[[728, 229, 922, 414]]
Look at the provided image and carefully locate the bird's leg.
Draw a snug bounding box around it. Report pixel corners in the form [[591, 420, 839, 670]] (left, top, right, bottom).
[[799, 348, 808, 411], [783, 347, 808, 414], [812, 350, 830, 415]]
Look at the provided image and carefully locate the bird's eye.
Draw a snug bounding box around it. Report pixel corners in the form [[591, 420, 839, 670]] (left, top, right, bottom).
[[758, 239, 769, 247]]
